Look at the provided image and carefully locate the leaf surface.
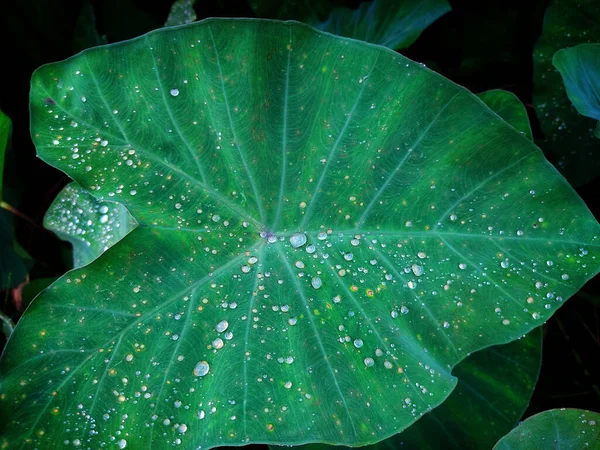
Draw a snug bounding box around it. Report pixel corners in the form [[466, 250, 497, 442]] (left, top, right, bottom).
[[493, 408, 600, 449], [44, 182, 136, 268], [1, 19, 599, 449]]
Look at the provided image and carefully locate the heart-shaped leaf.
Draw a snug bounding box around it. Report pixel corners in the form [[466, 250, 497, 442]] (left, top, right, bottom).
[[1, 19, 599, 449], [493, 408, 600, 449]]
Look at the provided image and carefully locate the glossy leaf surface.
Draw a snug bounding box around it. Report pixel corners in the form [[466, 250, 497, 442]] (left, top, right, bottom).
[[1, 19, 599, 449], [478, 90, 532, 140], [44, 182, 136, 268], [533, 0, 600, 185], [553, 43, 600, 137], [493, 408, 600, 449]]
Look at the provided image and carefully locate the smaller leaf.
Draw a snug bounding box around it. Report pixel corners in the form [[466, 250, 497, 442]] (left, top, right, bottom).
[[43, 182, 136, 268], [553, 43, 600, 137], [493, 408, 600, 449], [0, 110, 9, 200], [165, 0, 198, 27], [478, 90, 533, 140], [312, 0, 451, 50]]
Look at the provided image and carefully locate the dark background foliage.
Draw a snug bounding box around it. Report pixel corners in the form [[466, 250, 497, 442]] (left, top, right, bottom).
[[0, 0, 597, 428]]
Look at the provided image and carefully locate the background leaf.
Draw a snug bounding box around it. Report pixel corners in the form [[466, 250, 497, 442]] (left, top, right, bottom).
[[478, 90, 533, 140], [311, 0, 451, 50], [533, 0, 600, 186], [44, 182, 136, 268], [552, 43, 600, 138], [1, 18, 600, 449], [493, 408, 600, 449], [165, 0, 198, 27]]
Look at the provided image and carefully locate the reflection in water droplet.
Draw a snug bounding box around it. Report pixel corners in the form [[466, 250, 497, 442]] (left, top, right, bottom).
[[364, 357, 375, 367], [411, 264, 423, 276], [311, 277, 322, 289], [290, 233, 307, 248], [501, 259, 509, 269], [213, 338, 224, 349], [117, 439, 127, 449], [353, 339, 363, 348], [306, 244, 316, 254], [216, 320, 229, 333], [400, 305, 409, 314], [170, 88, 180, 96], [193, 361, 210, 377]]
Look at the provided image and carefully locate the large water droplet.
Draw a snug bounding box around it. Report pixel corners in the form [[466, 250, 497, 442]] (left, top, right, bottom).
[[311, 277, 322, 289], [290, 233, 307, 248], [216, 320, 229, 333], [193, 361, 210, 377]]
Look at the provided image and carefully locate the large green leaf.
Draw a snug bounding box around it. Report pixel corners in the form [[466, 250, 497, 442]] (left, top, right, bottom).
[[1, 19, 599, 449], [533, 0, 600, 185], [493, 408, 600, 449], [553, 43, 600, 138], [44, 182, 136, 268], [311, 0, 451, 51]]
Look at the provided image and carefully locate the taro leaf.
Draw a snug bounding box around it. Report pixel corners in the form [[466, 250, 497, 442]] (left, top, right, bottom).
[[553, 43, 600, 138], [493, 408, 600, 449], [165, 0, 198, 27], [43, 182, 136, 268], [478, 90, 533, 140], [312, 0, 451, 51], [1, 18, 599, 449], [533, 0, 600, 186]]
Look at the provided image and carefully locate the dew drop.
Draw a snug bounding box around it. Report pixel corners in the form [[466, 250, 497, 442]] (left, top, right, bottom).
[[193, 361, 210, 377], [216, 320, 229, 333], [344, 253, 353, 261], [500, 259, 509, 269], [353, 339, 363, 348], [306, 244, 316, 254], [170, 88, 180, 97], [117, 439, 127, 449], [364, 357, 375, 367], [212, 338, 224, 349], [411, 264, 423, 276], [290, 233, 307, 248], [311, 277, 322, 289]]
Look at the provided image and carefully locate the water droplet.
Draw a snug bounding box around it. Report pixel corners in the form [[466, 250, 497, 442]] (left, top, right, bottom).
[[350, 238, 360, 246], [284, 381, 292, 389], [311, 277, 322, 289], [99, 214, 109, 224], [99, 205, 109, 214], [417, 251, 426, 259], [344, 253, 353, 261], [290, 233, 307, 248], [411, 264, 423, 276], [459, 263, 467, 270], [364, 357, 375, 367], [306, 244, 316, 254], [117, 439, 127, 449], [318, 232, 327, 240], [450, 213, 457, 221], [353, 339, 363, 348], [216, 320, 229, 333], [295, 261, 305, 269], [193, 361, 210, 377], [212, 215, 221, 222], [212, 338, 224, 349], [500, 259, 509, 269], [561, 273, 569, 280], [400, 305, 409, 314], [170, 88, 180, 97], [391, 310, 398, 318]]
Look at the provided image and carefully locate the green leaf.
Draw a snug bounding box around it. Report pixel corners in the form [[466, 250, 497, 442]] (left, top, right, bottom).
[[493, 408, 600, 449], [72, 0, 108, 54], [478, 90, 533, 140], [165, 0, 198, 27], [2, 19, 600, 449], [311, 0, 451, 51], [533, 0, 600, 186], [553, 43, 600, 133], [44, 182, 136, 268], [249, 0, 331, 21]]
